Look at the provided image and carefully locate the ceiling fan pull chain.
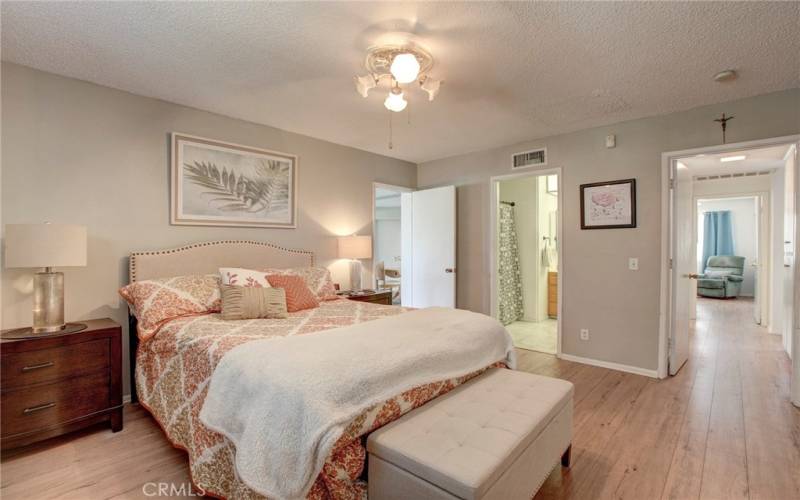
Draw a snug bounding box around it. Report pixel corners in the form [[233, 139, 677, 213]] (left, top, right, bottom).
[[388, 111, 393, 150]]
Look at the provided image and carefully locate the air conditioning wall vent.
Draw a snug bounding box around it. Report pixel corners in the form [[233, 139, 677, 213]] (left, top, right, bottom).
[[511, 148, 547, 169]]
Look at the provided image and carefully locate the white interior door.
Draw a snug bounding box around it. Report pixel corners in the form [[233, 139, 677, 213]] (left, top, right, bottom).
[[753, 197, 761, 324], [783, 145, 796, 362], [401, 185, 456, 308], [670, 164, 693, 375]]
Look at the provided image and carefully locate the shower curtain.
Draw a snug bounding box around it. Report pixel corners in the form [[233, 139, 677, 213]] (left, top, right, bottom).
[[498, 204, 524, 325], [700, 210, 735, 273]]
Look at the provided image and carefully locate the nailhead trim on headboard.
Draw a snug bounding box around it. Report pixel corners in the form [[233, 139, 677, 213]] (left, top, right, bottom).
[[129, 240, 316, 282]]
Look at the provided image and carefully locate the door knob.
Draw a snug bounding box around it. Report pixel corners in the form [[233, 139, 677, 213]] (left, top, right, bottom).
[[682, 273, 700, 279], [445, 268, 455, 273]]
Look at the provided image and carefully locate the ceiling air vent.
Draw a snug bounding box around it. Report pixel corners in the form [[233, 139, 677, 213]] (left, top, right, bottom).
[[511, 148, 547, 169], [693, 169, 774, 182]]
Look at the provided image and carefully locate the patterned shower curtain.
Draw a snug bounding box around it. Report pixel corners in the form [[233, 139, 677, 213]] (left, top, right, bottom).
[[498, 204, 524, 325]]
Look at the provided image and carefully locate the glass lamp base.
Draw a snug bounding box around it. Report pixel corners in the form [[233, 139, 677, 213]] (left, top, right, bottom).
[[349, 260, 363, 292], [33, 271, 65, 333]]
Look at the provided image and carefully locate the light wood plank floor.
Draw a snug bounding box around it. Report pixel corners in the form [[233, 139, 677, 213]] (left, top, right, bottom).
[[2, 298, 798, 499]]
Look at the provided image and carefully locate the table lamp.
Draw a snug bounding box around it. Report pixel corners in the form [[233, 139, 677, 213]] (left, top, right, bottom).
[[5, 223, 87, 333], [338, 235, 372, 291]]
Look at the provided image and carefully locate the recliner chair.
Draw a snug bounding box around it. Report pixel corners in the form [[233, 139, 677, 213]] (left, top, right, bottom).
[[697, 255, 745, 298]]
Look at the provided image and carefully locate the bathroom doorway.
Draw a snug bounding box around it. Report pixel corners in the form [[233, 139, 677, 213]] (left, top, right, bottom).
[[489, 169, 562, 354]]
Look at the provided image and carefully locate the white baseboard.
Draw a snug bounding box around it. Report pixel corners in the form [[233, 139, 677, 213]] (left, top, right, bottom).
[[558, 353, 659, 378], [123, 394, 132, 404]]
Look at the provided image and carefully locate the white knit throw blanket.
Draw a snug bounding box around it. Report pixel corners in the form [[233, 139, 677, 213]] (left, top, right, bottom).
[[199, 307, 516, 500]]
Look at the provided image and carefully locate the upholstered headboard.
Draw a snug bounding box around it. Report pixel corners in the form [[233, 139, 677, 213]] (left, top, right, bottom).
[[127, 240, 315, 402], [129, 240, 315, 282]]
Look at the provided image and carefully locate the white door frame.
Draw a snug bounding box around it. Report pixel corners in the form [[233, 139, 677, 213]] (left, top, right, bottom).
[[371, 182, 413, 288], [659, 135, 800, 383], [489, 168, 563, 356]]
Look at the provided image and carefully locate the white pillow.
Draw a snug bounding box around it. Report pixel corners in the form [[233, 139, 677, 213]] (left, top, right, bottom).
[[219, 267, 272, 288]]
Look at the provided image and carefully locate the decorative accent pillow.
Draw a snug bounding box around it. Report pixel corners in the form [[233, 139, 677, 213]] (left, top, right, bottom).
[[266, 274, 320, 312], [261, 267, 337, 300], [220, 284, 287, 320], [119, 274, 221, 340], [219, 267, 272, 288]]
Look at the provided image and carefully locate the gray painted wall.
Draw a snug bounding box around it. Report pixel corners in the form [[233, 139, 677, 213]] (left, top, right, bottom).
[[1, 63, 416, 395], [417, 88, 800, 371]]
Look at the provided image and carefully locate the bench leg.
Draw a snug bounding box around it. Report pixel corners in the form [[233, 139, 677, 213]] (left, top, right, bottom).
[[561, 445, 572, 468]]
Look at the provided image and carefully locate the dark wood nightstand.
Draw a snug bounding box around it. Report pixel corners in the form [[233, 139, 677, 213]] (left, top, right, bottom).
[[1, 318, 123, 449], [338, 289, 394, 305]]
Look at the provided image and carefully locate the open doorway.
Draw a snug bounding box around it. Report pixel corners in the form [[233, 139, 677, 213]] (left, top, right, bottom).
[[694, 195, 765, 322], [661, 136, 799, 407], [490, 170, 562, 355], [372, 183, 412, 305]]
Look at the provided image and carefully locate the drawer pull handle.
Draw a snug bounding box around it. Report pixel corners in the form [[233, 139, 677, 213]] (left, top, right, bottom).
[[22, 361, 54, 372], [23, 402, 56, 414]]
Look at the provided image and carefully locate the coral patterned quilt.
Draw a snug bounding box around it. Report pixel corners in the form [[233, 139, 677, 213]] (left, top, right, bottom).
[[136, 298, 500, 499]]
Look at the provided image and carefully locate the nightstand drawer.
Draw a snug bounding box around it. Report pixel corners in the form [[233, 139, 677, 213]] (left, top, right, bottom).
[[1, 372, 110, 438], [2, 338, 110, 390]]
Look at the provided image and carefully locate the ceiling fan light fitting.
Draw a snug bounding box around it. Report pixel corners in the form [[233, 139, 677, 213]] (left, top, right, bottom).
[[384, 88, 407, 112], [390, 53, 420, 84]]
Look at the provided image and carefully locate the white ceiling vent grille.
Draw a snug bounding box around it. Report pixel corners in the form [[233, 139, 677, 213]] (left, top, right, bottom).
[[512, 148, 547, 169], [693, 169, 774, 181]]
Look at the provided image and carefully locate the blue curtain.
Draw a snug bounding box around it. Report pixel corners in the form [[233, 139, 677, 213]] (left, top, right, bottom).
[[700, 210, 735, 272]]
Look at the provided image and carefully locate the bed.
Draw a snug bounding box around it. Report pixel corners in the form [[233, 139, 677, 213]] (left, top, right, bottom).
[[125, 240, 512, 500]]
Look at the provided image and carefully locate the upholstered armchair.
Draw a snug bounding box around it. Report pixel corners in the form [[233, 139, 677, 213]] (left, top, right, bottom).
[[697, 255, 745, 298]]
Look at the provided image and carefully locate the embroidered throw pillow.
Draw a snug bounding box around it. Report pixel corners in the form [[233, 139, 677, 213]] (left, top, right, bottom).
[[261, 267, 337, 300], [219, 267, 272, 288], [119, 274, 221, 340], [266, 274, 320, 312], [220, 284, 287, 320]]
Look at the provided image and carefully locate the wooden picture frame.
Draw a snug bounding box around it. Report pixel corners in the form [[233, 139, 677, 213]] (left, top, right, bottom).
[[580, 178, 636, 229], [171, 133, 297, 228]]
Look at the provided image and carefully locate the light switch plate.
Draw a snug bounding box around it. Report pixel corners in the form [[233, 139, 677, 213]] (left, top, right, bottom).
[[628, 257, 639, 270], [605, 134, 616, 148]]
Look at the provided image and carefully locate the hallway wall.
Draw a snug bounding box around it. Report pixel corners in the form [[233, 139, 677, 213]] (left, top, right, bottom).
[[418, 88, 800, 373]]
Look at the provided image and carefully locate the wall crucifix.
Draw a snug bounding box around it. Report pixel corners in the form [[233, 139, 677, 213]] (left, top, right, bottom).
[[713, 113, 734, 143]]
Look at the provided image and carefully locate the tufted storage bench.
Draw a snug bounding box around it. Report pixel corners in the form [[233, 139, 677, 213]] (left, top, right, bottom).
[[367, 368, 573, 500]]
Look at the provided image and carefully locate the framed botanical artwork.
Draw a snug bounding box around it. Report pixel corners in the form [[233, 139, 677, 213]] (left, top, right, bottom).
[[171, 133, 297, 228], [580, 178, 636, 229]]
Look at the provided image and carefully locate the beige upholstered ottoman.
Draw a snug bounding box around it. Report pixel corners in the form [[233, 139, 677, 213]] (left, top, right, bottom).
[[367, 368, 573, 500]]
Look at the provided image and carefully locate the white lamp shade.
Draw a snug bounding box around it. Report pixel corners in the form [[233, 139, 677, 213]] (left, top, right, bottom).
[[384, 90, 408, 112], [390, 53, 421, 84], [338, 235, 372, 259], [5, 224, 87, 268]]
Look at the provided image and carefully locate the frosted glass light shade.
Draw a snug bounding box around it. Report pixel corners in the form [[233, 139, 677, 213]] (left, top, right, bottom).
[[338, 235, 372, 259], [390, 53, 420, 84], [384, 90, 407, 112], [5, 224, 87, 268]]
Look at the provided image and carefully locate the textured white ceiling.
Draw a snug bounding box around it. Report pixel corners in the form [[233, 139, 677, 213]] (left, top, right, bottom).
[[2, 2, 798, 163]]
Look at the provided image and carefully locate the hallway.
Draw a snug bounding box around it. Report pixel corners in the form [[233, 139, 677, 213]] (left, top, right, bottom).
[[529, 296, 799, 499]]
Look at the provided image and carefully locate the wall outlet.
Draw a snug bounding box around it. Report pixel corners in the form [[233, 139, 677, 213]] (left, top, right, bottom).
[[580, 329, 590, 341], [628, 257, 639, 270]]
